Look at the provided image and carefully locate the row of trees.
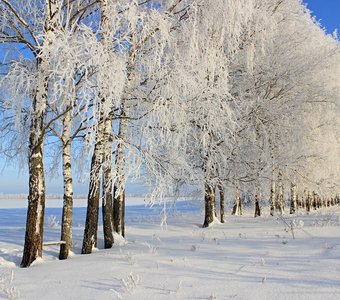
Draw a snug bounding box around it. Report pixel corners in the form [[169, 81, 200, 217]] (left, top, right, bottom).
[[0, 0, 339, 267]]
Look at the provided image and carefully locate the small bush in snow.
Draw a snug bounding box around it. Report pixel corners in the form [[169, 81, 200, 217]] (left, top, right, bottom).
[[47, 215, 59, 228], [0, 271, 20, 300], [120, 272, 141, 293], [286, 219, 304, 230], [208, 293, 217, 300]]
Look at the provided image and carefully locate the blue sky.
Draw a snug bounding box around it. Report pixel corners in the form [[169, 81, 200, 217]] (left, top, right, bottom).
[[303, 0, 340, 34], [0, 1, 339, 195]]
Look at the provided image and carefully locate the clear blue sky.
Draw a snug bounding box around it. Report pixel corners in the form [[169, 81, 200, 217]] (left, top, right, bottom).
[[0, 1, 339, 195], [303, 0, 340, 34]]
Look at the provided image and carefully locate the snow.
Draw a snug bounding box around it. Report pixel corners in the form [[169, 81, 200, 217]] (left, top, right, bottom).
[[0, 198, 340, 300]]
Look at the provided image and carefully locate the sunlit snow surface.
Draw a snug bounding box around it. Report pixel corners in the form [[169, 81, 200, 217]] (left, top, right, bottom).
[[0, 198, 340, 299]]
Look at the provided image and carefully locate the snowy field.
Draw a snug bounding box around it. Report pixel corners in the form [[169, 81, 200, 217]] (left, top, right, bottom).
[[0, 198, 340, 300]]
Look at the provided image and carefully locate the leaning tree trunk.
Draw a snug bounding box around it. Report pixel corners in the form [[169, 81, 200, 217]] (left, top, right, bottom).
[[113, 109, 128, 237], [102, 117, 114, 248], [290, 181, 297, 214], [203, 182, 215, 227], [82, 120, 104, 254], [59, 109, 73, 260]]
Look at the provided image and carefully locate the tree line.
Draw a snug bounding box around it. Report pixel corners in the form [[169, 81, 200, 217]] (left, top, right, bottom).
[[0, 0, 339, 268]]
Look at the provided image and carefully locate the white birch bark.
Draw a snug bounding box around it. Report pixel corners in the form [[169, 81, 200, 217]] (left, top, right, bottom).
[[82, 0, 112, 253], [59, 108, 73, 259], [254, 188, 261, 218], [290, 181, 297, 214], [306, 190, 311, 212], [312, 191, 317, 210], [113, 106, 128, 236], [102, 117, 114, 247], [21, 0, 58, 268], [82, 117, 105, 254], [232, 180, 242, 216], [219, 184, 225, 223], [203, 182, 215, 227], [277, 170, 284, 215]]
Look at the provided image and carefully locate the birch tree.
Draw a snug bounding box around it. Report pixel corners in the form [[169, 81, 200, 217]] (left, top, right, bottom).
[[0, 0, 100, 265], [82, 0, 189, 252], [0, 0, 63, 268], [44, 20, 100, 259]]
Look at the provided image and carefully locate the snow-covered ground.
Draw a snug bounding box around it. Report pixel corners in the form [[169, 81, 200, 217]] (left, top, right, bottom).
[[0, 198, 340, 300]]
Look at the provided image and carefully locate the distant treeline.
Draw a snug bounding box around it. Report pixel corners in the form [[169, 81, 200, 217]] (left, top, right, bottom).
[[0, 194, 145, 199]]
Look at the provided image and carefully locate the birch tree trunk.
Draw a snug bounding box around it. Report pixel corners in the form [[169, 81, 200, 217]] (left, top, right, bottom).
[[290, 181, 297, 214], [102, 117, 114, 248], [113, 108, 128, 237], [219, 185, 225, 223], [82, 120, 104, 254], [318, 194, 322, 208], [232, 180, 242, 216], [277, 170, 284, 215], [313, 191, 317, 210], [254, 158, 262, 218], [213, 185, 217, 218], [21, 90, 47, 267], [300, 192, 305, 208], [297, 193, 302, 208], [269, 138, 276, 216], [109, 0, 182, 238], [203, 182, 215, 227], [82, 0, 112, 253], [270, 179, 276, 216], [254, 125, 262, 218], [21, 0, 58, 268], [59, 109, 73, 260], [254, 193, 261, 218], [112, 48, 136, 238], [306, 191, 311, 212]]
